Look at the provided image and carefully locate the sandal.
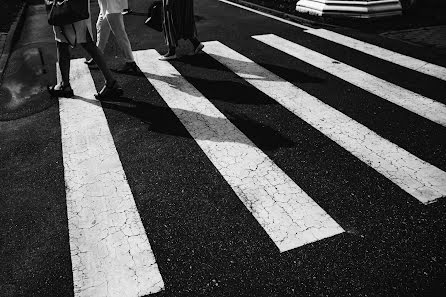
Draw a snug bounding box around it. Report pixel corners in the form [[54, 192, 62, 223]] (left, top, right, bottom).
[[84, 58, 96, 66], [94, 80, 123, 100], [158, 53, 177, 61], [47, 84, 74, 98], [159, 48, 177, 61]]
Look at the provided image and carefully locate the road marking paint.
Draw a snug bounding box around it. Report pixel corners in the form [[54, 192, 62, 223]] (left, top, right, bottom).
[[218, 0, 311, 30], [202, 41, 446, 204], [59, 59, 164, 297], [305, 28, 446, 81], [253, 34, 446, 127], [220, 0, 445, 82], [134, 49, 344, 253]]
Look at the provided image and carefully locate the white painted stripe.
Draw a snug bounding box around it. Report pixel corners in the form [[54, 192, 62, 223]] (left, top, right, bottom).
[[253, 34, 446, 127], [305, 28, 446, 81], [202, 41, 446, 204], [59, 59, 164, 297], [134, 49, 343, 253], [218, 0, 311, 30]]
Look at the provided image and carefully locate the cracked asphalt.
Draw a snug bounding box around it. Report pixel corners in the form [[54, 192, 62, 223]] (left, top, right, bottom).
[[1, 0, 446, 296]]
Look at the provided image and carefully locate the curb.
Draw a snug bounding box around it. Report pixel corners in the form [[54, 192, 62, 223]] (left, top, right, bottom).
[[223, 0, 338, 30], [0, 3, 28, 84]]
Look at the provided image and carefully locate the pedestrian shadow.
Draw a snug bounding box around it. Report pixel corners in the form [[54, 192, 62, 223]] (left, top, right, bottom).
[[178, 52, 326, 85], [72, 94, 295, 150], [132, 53, 324, 107]]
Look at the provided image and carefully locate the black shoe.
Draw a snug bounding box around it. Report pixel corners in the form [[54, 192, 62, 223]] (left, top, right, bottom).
[[84, 58, 96, 66], [112, 62, 139, 74], [48, 84, 74, 98], [94, 80, 123, 100]]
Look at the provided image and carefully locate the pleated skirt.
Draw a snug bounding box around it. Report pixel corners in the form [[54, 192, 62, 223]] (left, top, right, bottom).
[[162, 0, 197, 47]]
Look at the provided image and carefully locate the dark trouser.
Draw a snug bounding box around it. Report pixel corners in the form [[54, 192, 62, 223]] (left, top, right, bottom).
[[57, 31, 115, 87]]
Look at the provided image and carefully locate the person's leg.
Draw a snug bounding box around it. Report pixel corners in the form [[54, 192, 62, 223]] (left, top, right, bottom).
[[86, 11, 111, 65], [81, 33, 123, 99], [187, 0, 202, 55], [96, 13, 111, 53], [57, 41, 70, 87], [160, 0, 177, 60], [189, 37, 199, 48], [189, 37, 204, 55], [48, 41, 74, 97], [106, 13, 139, 72], [164, 43, 176, 57], [106, 13, 134, 62]]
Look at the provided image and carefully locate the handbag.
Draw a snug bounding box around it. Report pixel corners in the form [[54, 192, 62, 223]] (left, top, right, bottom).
[[47, 0, 89, 26], [145, 0, 163, 32]]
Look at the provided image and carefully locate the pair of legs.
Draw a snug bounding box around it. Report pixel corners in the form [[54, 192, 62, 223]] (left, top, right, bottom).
[[161, 0, 203, 60], [96, 12, 134, 63], [87, 12, 137, 73], [163, 37, 201, 57], [52, 32, 122, 99]]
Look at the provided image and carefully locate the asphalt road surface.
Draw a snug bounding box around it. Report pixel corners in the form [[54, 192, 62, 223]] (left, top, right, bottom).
[[1, 0, 446, 296]]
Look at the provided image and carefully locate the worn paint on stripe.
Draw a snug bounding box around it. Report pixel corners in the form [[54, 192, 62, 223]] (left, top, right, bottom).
[[305, 28, 446, 81], [202, 41, 446, 204], [59, 59, 164, 297], [253, 34, 446, 127], [134, 49, 343, 253], [218, 0, 310, 29]]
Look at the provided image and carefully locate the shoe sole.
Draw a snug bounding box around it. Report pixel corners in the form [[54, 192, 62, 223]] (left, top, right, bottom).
[[94, 89, 124, 100], [47, 85, 74, 98], [158, 55, 177, 61]]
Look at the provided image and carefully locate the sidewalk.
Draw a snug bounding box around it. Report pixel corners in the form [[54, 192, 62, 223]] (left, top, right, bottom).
[[381, 25, 446, 51], [0, 3, 27, 83], [0, 4, 57, 121]]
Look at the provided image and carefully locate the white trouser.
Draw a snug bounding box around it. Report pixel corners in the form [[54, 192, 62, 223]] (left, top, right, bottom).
[[96, 12, 134, 62]]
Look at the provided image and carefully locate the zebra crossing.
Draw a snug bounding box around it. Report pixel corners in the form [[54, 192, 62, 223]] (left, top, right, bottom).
[[253, 34, 446, 127], [202, 40, 446, 204], [303, 28, 446, 81], [59, 61, 164, 297], [56, 31, 446, 296], [134, 49, 344, 254]]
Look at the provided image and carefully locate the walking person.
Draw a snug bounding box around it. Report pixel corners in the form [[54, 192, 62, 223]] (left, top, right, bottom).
[[85, 0, 138, 73], [48, 0, 123, 100], [160, 0, 204, 60]]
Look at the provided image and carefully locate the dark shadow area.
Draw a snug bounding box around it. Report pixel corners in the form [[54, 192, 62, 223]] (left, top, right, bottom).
[[71, 93, 295, 150], [0, 46, 56, 121], [124, 11, 205, 21], [0, 0, 45, 32], [178, 52, 326, 85]]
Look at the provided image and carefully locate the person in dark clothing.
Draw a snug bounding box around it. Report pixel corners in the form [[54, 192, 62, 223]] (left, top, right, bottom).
[[160, 0, 204, 60]]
